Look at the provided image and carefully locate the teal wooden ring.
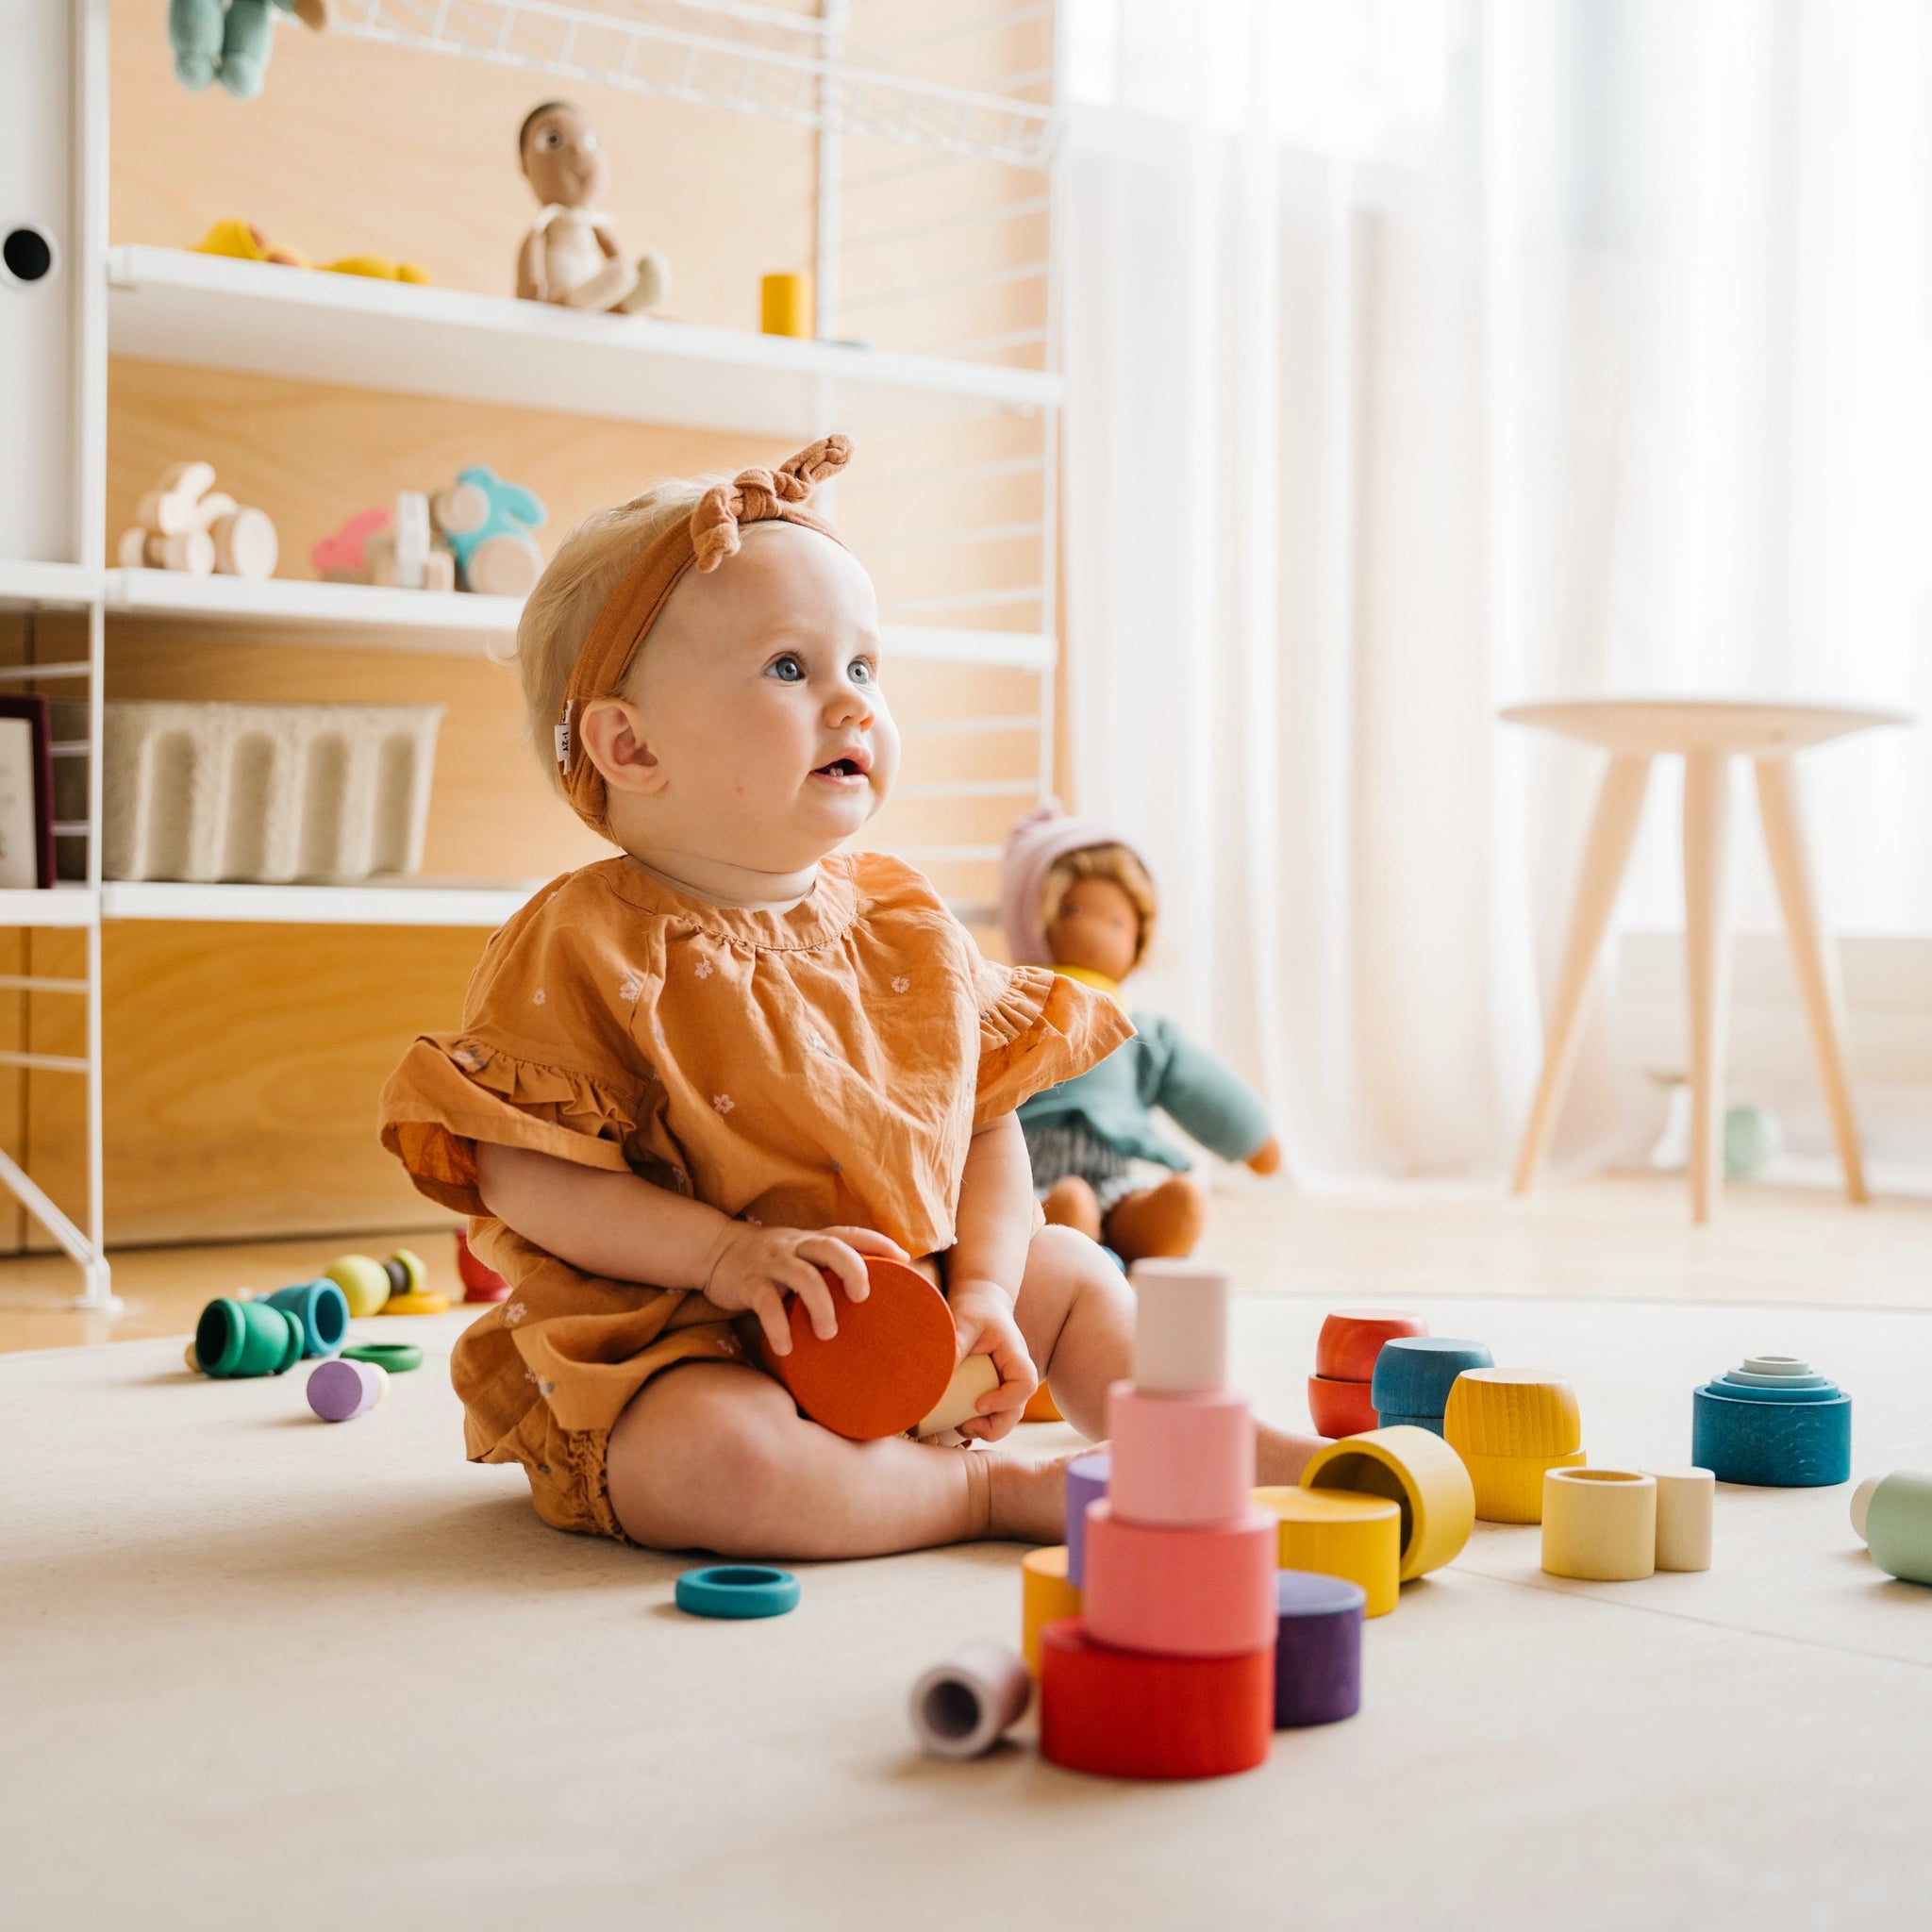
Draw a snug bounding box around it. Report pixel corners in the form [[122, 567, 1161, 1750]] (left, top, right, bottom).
[[675, 1565, 800, 1620], [1705, 1375, 1841, 1405], [341, 1341, 422, 1374], [1374, 1412, 1446, 1436], [1721, 1366, 1830, 1391], [1370, 1338, 1493, 1418]]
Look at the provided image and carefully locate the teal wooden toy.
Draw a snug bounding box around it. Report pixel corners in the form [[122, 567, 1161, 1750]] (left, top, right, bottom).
[[1374, 1413, 1445, 1437], [195, 1297, 304, 1379], [1853, 1471, 1932, 1587], [1371, 1339, 1492, 1424], [432, 466, 546, 597], [674, 1566, 800, 1620], [260, 1279, 349, 1358], [1690, 1357, 1850, 1487]]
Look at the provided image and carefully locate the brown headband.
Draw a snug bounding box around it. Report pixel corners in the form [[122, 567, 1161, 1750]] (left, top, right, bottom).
[[556, 433, 854, 835]]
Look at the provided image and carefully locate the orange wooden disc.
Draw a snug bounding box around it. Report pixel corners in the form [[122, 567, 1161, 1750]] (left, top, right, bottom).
[[767, 1256, 957, 1441]]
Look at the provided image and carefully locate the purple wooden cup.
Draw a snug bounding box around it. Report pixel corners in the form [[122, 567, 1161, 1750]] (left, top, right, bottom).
[[1064, 1450, 1110, 1588], [1273, 1570, 1365, 1729], [306, 1357, 386, 1424]]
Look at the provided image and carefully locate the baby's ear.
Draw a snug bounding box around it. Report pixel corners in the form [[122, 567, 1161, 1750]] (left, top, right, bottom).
[[579, 699, 666, 794]]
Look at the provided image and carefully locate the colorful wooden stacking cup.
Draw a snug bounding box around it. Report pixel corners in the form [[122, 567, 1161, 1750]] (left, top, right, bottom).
[[1855, 1471, 1932, 1587], [1306, 1374, 1380, 1440], [1443, 1368, 1583, 1458], [1107, 1382, 1255, 1526], [1021, 1546, 1082, 1675], [306, 1357, 387, 1423], [1038, 1619, 1273, 1780], [1272, 1572, 1365, 1728], [1541, 1469, 1657, 1580], [261, 1279, 349, 1359], [917, 1354, 999, 1439], [194, 1297, 304, 1379], [325, 1254, 391, 1320], [762, 1257, 956, 1441], [1128, 1258, 1229, 1394], [909, 1641, 1032, 1760], [455, 1227, 512, 1302], [1300, 1425, 1474, 1581], [1690, 1359, 1852, 1487], [1063, 1450, 1110, 1588], [1252, 1487, 1401, 1617], [1315, 1310, 1429, 1384], [1645, 1466, 1715, 1572], [1372, 1338, 1493, 1424], [1459, 1449, 1588, 1524], [1082, 1502, 1278, 1657]]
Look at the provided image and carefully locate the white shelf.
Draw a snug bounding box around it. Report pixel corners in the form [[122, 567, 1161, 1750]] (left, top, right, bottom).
[[105, 569, 521, 649], [0, 886, 99, 927], [0, 561, 101, 609], [107, 248, 1063, 439], [99, 880, 538, 926]]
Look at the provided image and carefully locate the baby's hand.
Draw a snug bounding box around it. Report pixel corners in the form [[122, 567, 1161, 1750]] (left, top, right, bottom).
[[701, 1223, 907, 1359], [947, 1279, 1037, 1444]]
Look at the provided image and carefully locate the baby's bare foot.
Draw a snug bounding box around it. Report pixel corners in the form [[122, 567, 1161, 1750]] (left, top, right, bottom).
[[985, 1448, 1077, 1544], [1257, 1423, 1324, 1489]]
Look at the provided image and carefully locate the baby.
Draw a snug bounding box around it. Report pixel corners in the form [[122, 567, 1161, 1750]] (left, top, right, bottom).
[[380, 437, 1320, 1558]]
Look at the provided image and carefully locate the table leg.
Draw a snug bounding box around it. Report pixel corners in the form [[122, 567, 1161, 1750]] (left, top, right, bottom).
[[1511, 753, 1652, 1194], [1753, 757, 1868, 1204], [1682, 750, 1733, 1224]]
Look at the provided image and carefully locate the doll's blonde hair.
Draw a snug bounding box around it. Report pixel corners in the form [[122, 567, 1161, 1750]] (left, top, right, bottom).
[[515, 474, 724, 784], [1040, 843, 1158, 970]]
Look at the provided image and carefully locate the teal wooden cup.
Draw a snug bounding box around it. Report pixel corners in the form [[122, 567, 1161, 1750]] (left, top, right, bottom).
[[195, 1297, 304, 1378], [261, 1280, 350, 1358]]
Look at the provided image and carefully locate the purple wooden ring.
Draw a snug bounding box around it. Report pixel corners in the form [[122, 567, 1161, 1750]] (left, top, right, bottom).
[[1273, 1569, 1365, 1729], [1064, 1450, 1110, 1588], [307, 1357, 383, 1424]]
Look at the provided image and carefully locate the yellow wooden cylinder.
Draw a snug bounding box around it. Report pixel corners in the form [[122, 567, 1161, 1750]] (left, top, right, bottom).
[[1443, 1368, 1582, 1458], [1022, 1381, 1062, 1424], [1021, 1544, 1081, 1676], [760, 272, 813, 338], [1299, 1424, 1474, 1581], [1461, 1448, 1587, 1524], [1253, 1486, 1401, 1616], [1541, 1468, 1657, 1581], [1646, 1465, 1715, 1572]]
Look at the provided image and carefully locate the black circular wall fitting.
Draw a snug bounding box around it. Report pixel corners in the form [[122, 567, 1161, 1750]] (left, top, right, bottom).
[[3, 227, 58, 286]]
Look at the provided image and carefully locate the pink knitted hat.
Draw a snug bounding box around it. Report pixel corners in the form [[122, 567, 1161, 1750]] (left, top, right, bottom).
[[998, 801, 1152, 966]]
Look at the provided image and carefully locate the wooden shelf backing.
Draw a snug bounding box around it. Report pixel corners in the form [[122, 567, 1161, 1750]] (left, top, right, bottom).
[[107, 248, 1064, 440], [97, 880, 539, 927]]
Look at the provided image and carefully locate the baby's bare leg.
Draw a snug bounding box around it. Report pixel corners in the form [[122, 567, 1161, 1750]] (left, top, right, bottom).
[[608, 1361, 1053, 1558], [1012, 1224, 1324, 1489]]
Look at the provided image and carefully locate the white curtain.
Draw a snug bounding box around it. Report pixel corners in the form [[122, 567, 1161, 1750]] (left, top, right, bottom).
[[1060, 0, 1932, 1184]]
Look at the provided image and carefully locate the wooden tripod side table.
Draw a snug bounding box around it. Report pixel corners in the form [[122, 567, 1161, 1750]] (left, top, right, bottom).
[[1503, 697, 1911, 1222]]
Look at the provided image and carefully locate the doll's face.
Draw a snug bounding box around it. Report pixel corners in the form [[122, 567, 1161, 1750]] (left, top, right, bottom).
[[1047, 874, 1141, 982], [522, 104, 608, 209], [585, 523, 900, 883]]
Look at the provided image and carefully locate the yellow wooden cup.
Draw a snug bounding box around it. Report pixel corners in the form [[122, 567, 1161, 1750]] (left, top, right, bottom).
[[760, 272, 813, 338], [1541, 1468, 1657, 1580], [1460, 1448, 1588, 1524], [1444, 1367, 1582, 1458], [1254, 1486, 1401, 1616], [1021, 1544, 1081, 1676], [1299, 1424, 1474, 1581]]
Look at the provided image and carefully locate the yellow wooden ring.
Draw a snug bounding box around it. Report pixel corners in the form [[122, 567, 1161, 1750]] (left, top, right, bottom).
[[376, 1290, 450, 1317], [1541, 1468, 1656, 1580], [1253, 1486, 1401, 1616], [1443, 1368, 1582, 1458], [1299, 1424, 1474, 1581], [1461, 1448, 1588, 1524], [1020, 1545, 1082, 1677]]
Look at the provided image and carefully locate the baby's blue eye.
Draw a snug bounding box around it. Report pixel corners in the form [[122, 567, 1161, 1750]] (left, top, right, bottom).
[[849, 659, 873, 685], [768, 655, 805, 683]]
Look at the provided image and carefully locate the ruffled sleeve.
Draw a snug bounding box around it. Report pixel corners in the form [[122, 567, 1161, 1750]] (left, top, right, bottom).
[[377, 867, 675, 1215], [972, 953, 1136, 1129]]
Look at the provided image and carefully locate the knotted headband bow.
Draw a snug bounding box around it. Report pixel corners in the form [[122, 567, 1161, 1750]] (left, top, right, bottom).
[[556, 433, 854, 836]]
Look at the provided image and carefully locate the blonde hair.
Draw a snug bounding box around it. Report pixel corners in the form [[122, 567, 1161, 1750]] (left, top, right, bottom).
[[1040, 843, 1158, 969], [514, 473, 725, 782]]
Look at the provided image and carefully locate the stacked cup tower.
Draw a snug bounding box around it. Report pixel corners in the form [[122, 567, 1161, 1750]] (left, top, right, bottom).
[[1039, 1260, 1277, 1780]]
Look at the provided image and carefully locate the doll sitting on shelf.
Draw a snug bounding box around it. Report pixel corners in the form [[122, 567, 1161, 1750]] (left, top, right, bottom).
[[999, 804, 1282, 1263]]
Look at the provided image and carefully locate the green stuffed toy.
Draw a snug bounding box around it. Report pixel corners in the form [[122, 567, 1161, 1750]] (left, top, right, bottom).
[[168, 0, 330, 102]]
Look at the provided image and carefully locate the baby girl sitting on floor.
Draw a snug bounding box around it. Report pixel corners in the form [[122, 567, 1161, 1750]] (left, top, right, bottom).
[[379, 437, 1319, 1558]]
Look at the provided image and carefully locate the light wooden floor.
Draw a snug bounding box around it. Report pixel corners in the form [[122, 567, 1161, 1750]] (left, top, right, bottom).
[[2, 1172, 1926, 1356]]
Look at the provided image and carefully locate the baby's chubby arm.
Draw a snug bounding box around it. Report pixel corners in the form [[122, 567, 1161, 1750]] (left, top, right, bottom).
[[946, 1110, 1041, 1443], [473, 1141, 906, 1358]]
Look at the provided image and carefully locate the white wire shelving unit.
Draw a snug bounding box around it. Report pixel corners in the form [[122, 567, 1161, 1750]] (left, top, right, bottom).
[[3, 0, 1064, 1308]]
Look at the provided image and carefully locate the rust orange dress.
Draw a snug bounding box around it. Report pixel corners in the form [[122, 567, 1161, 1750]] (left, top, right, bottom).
[[379, 849, 1132, 1541]]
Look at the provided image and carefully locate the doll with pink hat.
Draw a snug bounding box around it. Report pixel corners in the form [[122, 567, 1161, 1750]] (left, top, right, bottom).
[[999, 804, 1282, 1261]]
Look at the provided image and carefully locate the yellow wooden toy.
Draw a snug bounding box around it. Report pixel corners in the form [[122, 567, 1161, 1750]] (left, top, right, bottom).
[[1645, 1465, 1715, 1572], [1021, 1545, 1081, 1676], [1541, 1468, 1657, 1581], [1442, 1367, 1583, 1458], [1299, 1424, 1474, 1582], [1253, 1486, 1401, 1617], [324, 1254, 391, 1320], [1458, 1448, 1588, 1524]]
